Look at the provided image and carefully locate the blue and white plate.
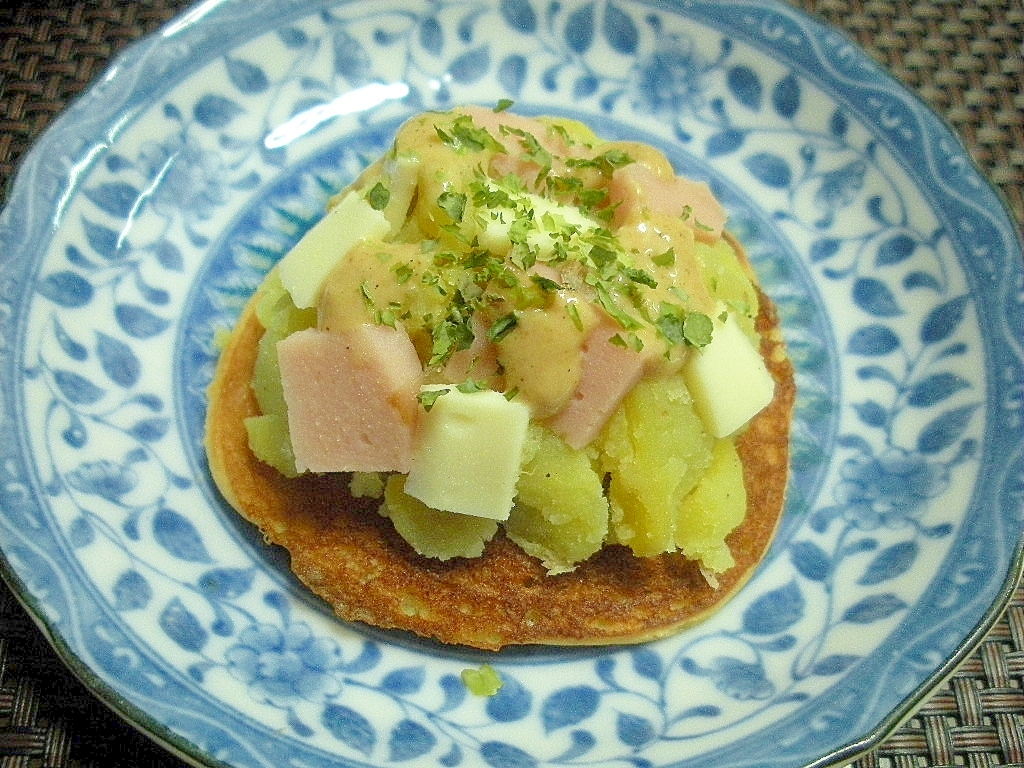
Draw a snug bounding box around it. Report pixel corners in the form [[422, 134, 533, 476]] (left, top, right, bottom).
[[1, 1, 1021, 766]]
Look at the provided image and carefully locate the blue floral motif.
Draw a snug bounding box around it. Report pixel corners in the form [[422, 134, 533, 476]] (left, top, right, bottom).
[[833, 447, 952, 530], [66, 459, 138, 502], [633, 32, 714, 118], [227, 621, 344, 704], [688, 657, 774, 701], [814, 158, 866, 212], [137, 133, 230, 224]]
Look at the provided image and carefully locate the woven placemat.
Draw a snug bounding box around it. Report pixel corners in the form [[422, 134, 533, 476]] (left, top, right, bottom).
[[1, 1, 1022, 767]]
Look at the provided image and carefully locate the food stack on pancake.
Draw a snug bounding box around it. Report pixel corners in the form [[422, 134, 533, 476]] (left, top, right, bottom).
[[205, 105, 794, 650]]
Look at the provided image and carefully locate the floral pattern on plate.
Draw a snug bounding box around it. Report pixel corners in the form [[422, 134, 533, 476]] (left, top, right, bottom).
[[0, 1, 1020, 767]]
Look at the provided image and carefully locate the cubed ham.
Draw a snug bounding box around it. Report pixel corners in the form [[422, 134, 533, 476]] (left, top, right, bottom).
[[461, 105, 574, 154], [277, 325, 423, 473], [545, 319, 647, 449], [609, 163, 726, 243], [457, 106, 582, 187], [443, 314, 501, 384]]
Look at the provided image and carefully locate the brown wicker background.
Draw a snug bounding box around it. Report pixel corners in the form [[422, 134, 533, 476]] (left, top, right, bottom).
[[1, 1, 1022, 766]]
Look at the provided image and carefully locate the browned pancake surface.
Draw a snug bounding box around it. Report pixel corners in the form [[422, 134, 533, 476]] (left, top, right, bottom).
[[205, 267, 794, 651]]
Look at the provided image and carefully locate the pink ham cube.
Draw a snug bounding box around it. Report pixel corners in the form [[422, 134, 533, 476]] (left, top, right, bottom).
[[443, 314, 500, 384], [609, 163, 726, 243], [277, 325, 423, 473], [546, 320, 647, 449]]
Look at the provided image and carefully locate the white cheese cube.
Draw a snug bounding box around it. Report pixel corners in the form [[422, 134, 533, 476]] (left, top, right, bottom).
[[476, 189, 597, 260], [277, 190, 390, 309], [405, 387, 530, 520], [683, 311, 774, 438]]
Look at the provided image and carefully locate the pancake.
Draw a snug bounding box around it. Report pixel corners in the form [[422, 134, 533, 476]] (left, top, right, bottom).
[[204, 236, 794, 651]]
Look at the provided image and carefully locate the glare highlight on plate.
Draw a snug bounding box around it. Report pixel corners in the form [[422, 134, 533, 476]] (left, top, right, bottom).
[[264, 82, 410, 149]]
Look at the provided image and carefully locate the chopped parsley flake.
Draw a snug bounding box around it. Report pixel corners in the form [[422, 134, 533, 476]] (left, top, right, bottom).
[[500, 125, 553, 183], [679, 207, 715, 232], [438, 190, 468, 222], [508, 213, 536, 244], [366, 181, 390, 211], [578, 187, 608, 210], [655, 305, 686, 346], [684, 311, 714, 347], [546, 174, 583, 199], [548, 122, 586, 148], [359, 281, 375, 306], [472, 183, 516, 210], [418, 388, 447, 411], [623, 266, 658, 288], [566, 301, 583, 330], [419, 381, 489, 411], [567, 148, 633, 176], [392, 263, 414, 284], [594, 282, 641, 331], [374, 306, 398, 328], [588, 243, 618, 269], [429, 314, 474, 367], [654, 305, 713, 348], [436, 115, 505, 154], [487, 312, 518, 342], [510, 244, 537, 272], [530, 273, 561, 292], [652, 248, 676, 267]]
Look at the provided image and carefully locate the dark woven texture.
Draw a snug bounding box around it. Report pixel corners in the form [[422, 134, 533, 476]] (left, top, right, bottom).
[[0, 1, 1021, 766]]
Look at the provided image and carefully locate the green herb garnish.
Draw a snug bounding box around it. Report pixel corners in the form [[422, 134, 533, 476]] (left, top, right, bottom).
[[567, 148, 633, 176], [438, 190, 468, 222], [366, 181, 390, 211], [587, 243, 618, 269], [655, 304, 686, 346], [487, 312, 518, 342], [436, 115, 505, 154], [566, 301, 583, 331], [392, 263, 413, 284], [418, 389, 447, 412], [652, 248, 676, 267], [359, 280, 375, 306], [683, 311, 714, 347], [500, 125, 553, 183], [622, 266, 658, 288], [428, 314, 474, 367], [530, 273, 561, 292], [594, 282, 641, 331], [654, 304, 714, 348]]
